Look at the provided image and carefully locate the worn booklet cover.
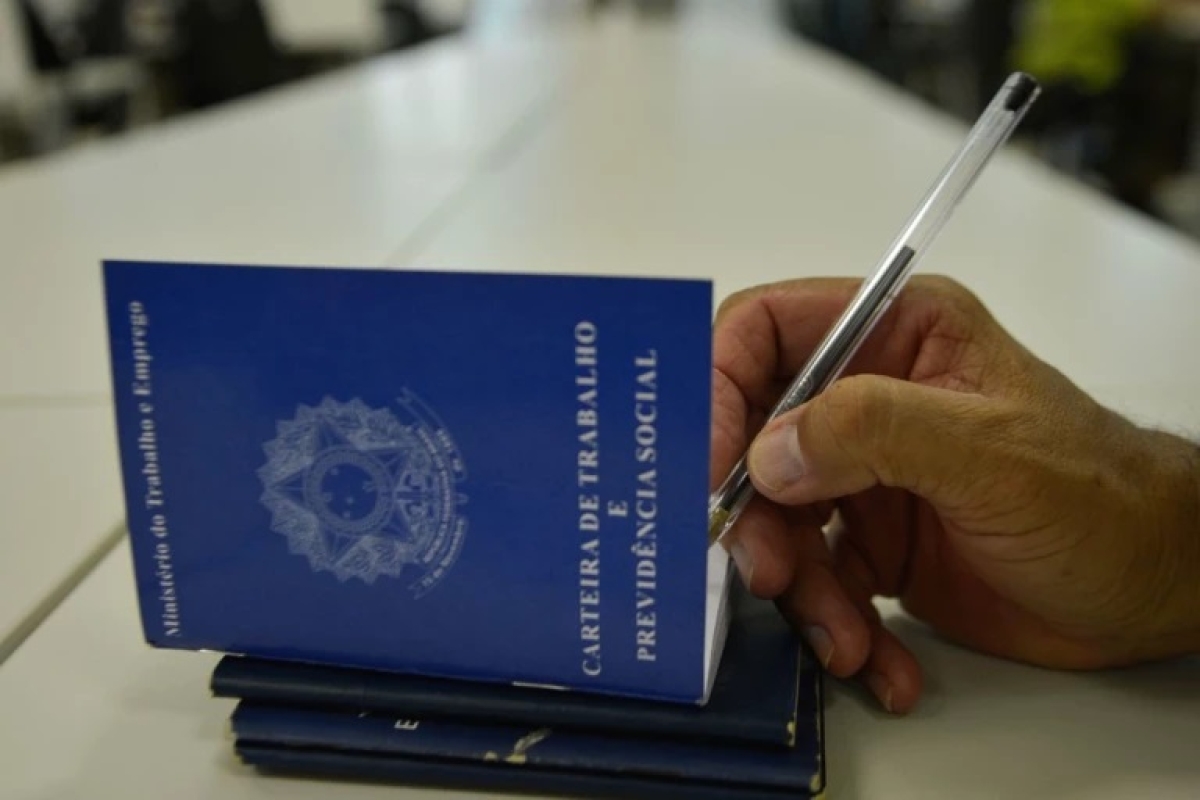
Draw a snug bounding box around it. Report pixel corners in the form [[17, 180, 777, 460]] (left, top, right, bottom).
[[212, 583, 801, 748], [228, 592, 824, 798], [236, 742, 824, 800], [103, 260, 731, 703], [223, 592, 825, 796]]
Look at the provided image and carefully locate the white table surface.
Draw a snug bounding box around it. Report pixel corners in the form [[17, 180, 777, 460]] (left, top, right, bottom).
[[0, 34, 564, 400], [0, 31, 565, 659], [2, 2, 1199, 799], [3, 536, 1197, 800], [401, 7, 1200, 413], [0, 402, 125, 663]]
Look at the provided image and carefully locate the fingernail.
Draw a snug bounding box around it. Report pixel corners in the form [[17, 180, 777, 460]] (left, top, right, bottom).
[[866, 673, 894, 714], [804, 625, 835, 670], [730, 540, 755, 589], [748, 425, 806, 491]]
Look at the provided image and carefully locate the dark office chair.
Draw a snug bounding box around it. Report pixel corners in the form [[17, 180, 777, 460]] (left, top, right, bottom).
[[963, 0, 1023, 114], [168, 0, 285, 109], [16, 0, 135, 134], [1102, 27, 1200, 215], [17, 0, 74, 72], [379, 0, 436, 50], [77, 0, 133, 58]]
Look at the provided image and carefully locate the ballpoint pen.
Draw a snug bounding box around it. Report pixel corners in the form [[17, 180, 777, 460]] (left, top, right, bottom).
[[708, 71, 1041, 545]]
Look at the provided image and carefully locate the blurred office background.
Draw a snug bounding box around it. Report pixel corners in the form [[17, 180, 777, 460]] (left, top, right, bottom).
[[2, 0, 1199, 239]]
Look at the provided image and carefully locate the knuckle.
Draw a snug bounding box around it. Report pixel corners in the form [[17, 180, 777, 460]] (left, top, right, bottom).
[[715, 284, 767, 324], [919, 274, 992, 325], [751, 558, 793, 599], [716, 278, 819, 326], [711, 369, 748, 449], [819, 376, 897, 467], [917, 273, 970, 301]]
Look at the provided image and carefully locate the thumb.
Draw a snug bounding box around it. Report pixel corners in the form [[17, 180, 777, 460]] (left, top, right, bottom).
[[746, 374, 991, 508]]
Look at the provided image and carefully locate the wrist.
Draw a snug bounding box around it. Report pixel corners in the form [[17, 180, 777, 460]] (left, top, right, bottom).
[[1139, 430, 1200, 660], [1182, 441, 1200, 653]]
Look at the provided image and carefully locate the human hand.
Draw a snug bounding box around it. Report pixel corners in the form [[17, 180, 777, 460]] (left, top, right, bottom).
[[712, 276, 1200, 714]]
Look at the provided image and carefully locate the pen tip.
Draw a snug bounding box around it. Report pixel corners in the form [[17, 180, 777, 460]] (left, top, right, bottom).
[[707, 507, 730, 546]]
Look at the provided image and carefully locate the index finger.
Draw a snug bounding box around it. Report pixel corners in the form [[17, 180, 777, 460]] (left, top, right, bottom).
[[710, 276, 944, 486]]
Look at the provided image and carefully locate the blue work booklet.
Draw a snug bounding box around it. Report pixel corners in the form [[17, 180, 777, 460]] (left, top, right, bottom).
[[103, 260, 732, 704], [223, 587, 824, 799], [211, 581, 804, 749]]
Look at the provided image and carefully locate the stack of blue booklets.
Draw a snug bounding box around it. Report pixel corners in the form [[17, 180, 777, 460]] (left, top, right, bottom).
[[102, 260, 826, 798]]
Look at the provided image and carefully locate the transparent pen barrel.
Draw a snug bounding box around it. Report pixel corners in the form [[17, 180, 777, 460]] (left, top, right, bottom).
[[790, 73, 1040, 402], [894, 73, 1038, 259], [707, 73, 1039, 543]]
